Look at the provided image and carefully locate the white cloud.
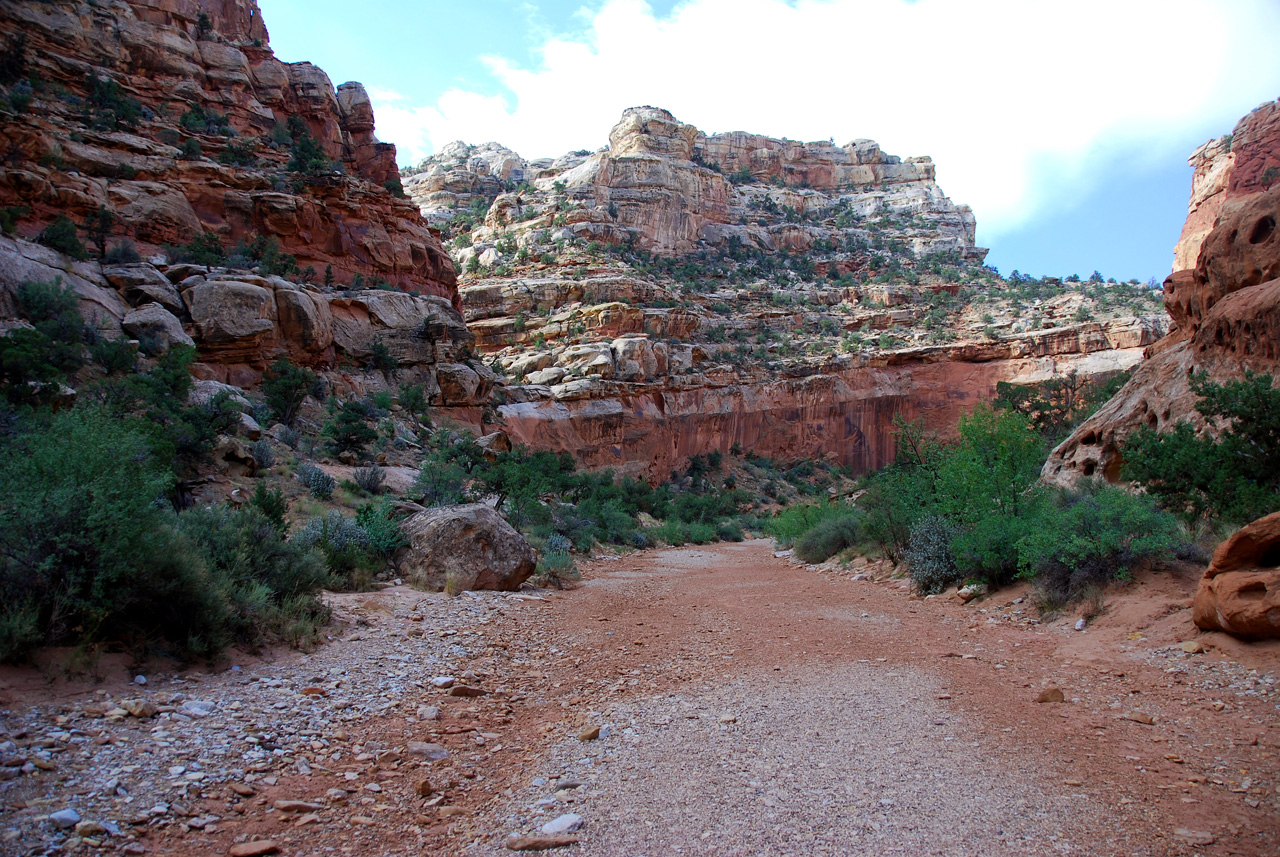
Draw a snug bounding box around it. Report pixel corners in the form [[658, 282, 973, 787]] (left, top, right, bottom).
[[369, 0, 1280, 239]]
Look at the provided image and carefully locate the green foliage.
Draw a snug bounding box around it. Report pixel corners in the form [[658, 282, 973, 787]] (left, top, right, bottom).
[[0, 204, 28, 235], [295, 462, 333, 499], [171, 231, 226, 266], [262, 358, 320, 425], [352, 464, 385, 494], [793, 513, 863, 564], [179, 104, 230, 135], [103, 240, 141, 265], [383, 176, 407, 198], [232, 234, 297, 276], [286, 117, 330, 174], [82, 206, 115, 260], [218, 138, 258, 167], [90, 336, 137, 374], [0, 278, 85, 407], [250, 482, 287, 533], [903, 514, 959, 594], [1123, 371, 1280, 525], [355, 498, 406, 558], [295, 511, 375, 588], [1016, 483, 1181, 607], [994, 369, 1131, 442], [323, 400, 378, 458], [82, 74, 142, 131], [37, 216, 86, 260], [369, 336, 398, 376], [178, 137, 203, 161]]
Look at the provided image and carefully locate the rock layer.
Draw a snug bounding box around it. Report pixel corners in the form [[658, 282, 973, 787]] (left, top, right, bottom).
[[0, 0, 456, 304]]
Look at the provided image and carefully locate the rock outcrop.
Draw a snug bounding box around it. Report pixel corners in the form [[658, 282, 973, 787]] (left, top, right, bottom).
[[1044, 181, 1280, 486], [0, 0, 456, 304], [395, 504, 536, 593], [406, 107, 1165, 478], [1193, 511, 1280, 640], [1172, 99, 1280, 272]]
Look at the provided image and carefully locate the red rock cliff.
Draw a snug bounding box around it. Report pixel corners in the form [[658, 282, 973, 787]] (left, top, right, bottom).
[[0, 0, 457, 306]]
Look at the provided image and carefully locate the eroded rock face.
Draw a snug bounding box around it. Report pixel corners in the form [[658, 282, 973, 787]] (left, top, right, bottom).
[[1173, 99, 1280, 272], [395, 504, 536, 592], [1044, 184, 1280, 486], [1193, 512, 1280, 640], [0, 0, 457, 305]]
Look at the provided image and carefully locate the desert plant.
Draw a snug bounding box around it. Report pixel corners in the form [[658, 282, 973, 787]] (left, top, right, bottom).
[[297, 461, 335, 499], [793, 513, 863, 564], [250, 438, 275, 469], [355, 498, 405, 557], [295, 511, 374, 588], [352, 464, 385, 495], [903, 514, 960, 594], [249, 482, 287, 533], [323, 400, 377, 458], [37, 216, 86, 260], [262, 358, 320, 425]]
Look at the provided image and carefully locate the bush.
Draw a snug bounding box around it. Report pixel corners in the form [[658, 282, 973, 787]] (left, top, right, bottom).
[[175, 505, 330, 651], [0, 407, 209, 662], [0, 279, 85, 406], [353, 464, 385, 494], [262, 358, 320, 425], [250, 438, 275, 469], [37, 216, 86, 260], [170, 231, 225, 266], [903, 514, 960, 594], [1017, 483, 1182, 607], [286, 118, 330, 174], [103, 240, 141, 264], [1123, 371, 1280, 526], [532, 548, 579, 589], [297, 462, 335, 499], [90, 337, 137, 374], [83, 74, 142, 131], [764, 502, 850, 547], [355, 499, 405, 558], [323, 400, 377, 458], [296, 511, 375, 588], [794, 513, 862, 564], [250, 482, 287, 532]]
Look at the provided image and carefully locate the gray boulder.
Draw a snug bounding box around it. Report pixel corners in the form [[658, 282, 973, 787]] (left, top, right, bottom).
[[396, 503, 535, 592]]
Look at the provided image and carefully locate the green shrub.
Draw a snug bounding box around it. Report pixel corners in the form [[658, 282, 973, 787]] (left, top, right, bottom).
[[297, 462, 335, 499], [1017, 483, 1182, 607], [250, 438, 275, 469], [250, 482, 287, 532], [179, 104, 230, 135], [37, 216, 86, 260], [353, 464, 385, 494], [232, 234, 298, 276], [1123, 371, 1280, 526], [82, 74, 142, 131], [296, 511, 375, 588], [175, 504, 330, 651], [532, 548, 579, 589], [286, 117, 330, 174], [218, 138, 258, 167], [262, 357, 320, 425], [794, 513, 862, 564], [323, 400, 377, 457], [355, 499, 406, 558], [90, 337, 137, 374], [0, 407, 209, 662], [103, 240, 141, 264], [764, 502, 851, 547], [170, 231, 225, 266], [0, 279, 85, 406], [903, 514, 960, 594]]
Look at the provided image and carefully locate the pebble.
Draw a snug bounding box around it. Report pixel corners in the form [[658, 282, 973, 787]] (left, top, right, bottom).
[[48, 809, 80, 829], [431, 676, 455, 688], [133, 675, 147, 685], [228, 841, 280, 857], [1036, 688, 1065, 704], [407, 741, 450, 760], [577, 725, 601, 741], [1173, 828, 1216, 847], [541, 813, 585, 835]]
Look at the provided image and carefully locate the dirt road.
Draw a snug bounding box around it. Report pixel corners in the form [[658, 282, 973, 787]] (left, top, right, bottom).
[[3, 540, 1277, 856]]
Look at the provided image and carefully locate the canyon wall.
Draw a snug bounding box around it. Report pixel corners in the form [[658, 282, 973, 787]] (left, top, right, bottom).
[[1046, 98, 1280, 485], [0, 0, 456, 303]]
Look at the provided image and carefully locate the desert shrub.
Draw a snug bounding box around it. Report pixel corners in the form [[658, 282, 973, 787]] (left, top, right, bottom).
[[82, 74, 142, 131], [0, 279, 86, 407], [250, 438, 275, 469], [218, 138, 258, 166], [793, 513, 862, 564], [175, 505, 330, 651], [262, 358, 320, 425], [355, 499, 405, 558], [37, 216, 86, 260], [1018, 483, 1182, 607], [170, 231, 225, 266], [323, 400, 377, 457], [0, 407, 213, 662], [278, 425, 301, 450], [90, 337, 137, 374], [296, 511, 375, 588], [353, 464, 385, 494], [687, 521, 718, 544], [369, 337, 398, 376], [762, 501, 843, 546], [179, 104, 230, 135], [103, 240, 141, 264], [249, 482, 287, 533], [1123, 371, 1280, 526], [178, 138, 203, 161], [532, 547, 579, 589], [232, 234, 298, 276], [286, 117, 330, 174], [903, 514, 960, 594], [297, 462, 335, 499]]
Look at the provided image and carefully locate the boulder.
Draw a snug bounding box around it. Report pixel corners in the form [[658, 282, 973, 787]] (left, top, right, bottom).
[[1193, 511, 1280, 639], [435, 362, 485, 405], [121, 303, 194, 352], [476, 431, 512, 457], [396, 503, 535, 592]]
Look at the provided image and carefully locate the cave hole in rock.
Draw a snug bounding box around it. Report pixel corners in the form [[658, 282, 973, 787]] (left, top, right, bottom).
[[1257, 543, 1280, 569], [1248, 215, 1275, 245], [1238, 581, 1268, 600]]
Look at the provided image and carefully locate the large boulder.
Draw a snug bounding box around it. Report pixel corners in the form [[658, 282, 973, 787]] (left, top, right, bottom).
[[396, 504, 536, 593], [1193, 512, 1280, 640], [121, 302, 194, 352]]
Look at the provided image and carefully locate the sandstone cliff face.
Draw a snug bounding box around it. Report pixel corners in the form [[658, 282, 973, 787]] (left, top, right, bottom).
[[0, 0, 456, 303], [1172, 98, 1280, 272], [1045, 182, 1280, 486], [408, 107, 1166, 478]]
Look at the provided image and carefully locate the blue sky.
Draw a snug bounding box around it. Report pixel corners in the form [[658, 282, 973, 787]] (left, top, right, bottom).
[[259, 0, 1280, 283]]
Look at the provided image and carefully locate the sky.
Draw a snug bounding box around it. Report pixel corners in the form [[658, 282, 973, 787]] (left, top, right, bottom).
[[259, 0, 1280, 283]]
